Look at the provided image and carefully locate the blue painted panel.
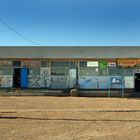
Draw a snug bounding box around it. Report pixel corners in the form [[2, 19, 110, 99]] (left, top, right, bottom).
[[20, 68, 28, 88], [79, 76, 108, 89]]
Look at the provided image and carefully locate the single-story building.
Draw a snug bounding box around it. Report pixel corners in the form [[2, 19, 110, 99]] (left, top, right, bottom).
[[0, 46, 140, 96]]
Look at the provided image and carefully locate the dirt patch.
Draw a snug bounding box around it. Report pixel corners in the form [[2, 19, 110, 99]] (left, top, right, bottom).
[[0, 96, 140, 140]]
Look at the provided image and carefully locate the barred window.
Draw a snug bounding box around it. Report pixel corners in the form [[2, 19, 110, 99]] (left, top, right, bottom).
[[79, 67, 99, 76], [0, 68, 12, 75], [51, 68, 69, 75], [108, 67, 124, 76], [29, 68, 40, 75]]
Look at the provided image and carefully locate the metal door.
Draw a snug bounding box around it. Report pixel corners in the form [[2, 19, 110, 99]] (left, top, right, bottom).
[[13, 68, 21, 88], [20, 68, 28, 88], [135, 73, 140, 92]]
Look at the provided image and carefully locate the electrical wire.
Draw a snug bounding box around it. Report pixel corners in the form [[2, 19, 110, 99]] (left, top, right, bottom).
[[0, 0, 97, 32], [0, 17, 43, 46]]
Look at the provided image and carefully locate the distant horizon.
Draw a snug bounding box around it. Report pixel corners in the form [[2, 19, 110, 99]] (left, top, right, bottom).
[[0, 45, 140, 47]]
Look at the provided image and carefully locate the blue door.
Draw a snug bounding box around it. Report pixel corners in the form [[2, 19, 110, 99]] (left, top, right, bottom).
[[20, 68, 28, 88]]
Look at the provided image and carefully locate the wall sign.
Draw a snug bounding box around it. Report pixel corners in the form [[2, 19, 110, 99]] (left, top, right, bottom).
[[108, 60, 116, 67], [109, 77, 124, 89], [22, 61, 41, 67], [117, 59, 136, 67], [87, 61, 98, 67], [99, 61, 107, 69]]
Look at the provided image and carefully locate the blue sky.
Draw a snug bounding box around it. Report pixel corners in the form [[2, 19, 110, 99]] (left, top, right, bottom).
[[0, 0, 140, 46]]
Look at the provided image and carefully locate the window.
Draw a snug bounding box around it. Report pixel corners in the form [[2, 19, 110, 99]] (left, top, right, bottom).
[[13, 61, 21, 67], [29, 68, 40, 75], [51, 68, 69, 75], [124, 68, 133, 76], [99, 68, 107, 76], [80, 62, 87, 67], [41, 61, 49, 67], [108, 67, 124, 76], [79, 67, 99, 76], [70, 62, 77, 69], [0, 68, 12, 75], [51, 62, 69, 67]]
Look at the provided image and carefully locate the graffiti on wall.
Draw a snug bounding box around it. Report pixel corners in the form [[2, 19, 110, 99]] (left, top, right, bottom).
[[79, 76, 99, 89], [0, 75, 12, 87], [40, 68, 50, 88], [79, 76, 109, 89], [28, 68, 50, 88], [79, 76, 133, 89], [28, 76, 42, 88]]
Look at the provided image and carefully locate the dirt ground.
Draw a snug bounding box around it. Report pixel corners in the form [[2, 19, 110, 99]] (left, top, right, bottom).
[[0, 96, 140, 140]]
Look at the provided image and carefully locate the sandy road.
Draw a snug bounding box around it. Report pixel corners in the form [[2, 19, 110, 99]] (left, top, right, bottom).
[[0, 96, 140, 140]]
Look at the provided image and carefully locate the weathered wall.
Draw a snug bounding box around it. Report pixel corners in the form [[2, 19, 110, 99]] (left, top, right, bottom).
[[0, 75, 13, 87]]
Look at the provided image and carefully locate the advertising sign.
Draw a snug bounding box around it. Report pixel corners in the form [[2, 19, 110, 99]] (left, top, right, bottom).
[[109, 76, 124, 89], [117, 59, 136, 67], [87, 61, 98, 67], [99, 61, 107, 69], [108, 60, 116, 67], [22, 61, 41, 67]]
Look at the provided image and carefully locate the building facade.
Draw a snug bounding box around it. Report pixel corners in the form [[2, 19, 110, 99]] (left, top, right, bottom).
[[0, 46, 140, 93]]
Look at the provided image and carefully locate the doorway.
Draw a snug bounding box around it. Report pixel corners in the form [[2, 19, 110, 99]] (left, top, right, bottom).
[[135, 73, 140, 92], [13, 68, 21, 88]]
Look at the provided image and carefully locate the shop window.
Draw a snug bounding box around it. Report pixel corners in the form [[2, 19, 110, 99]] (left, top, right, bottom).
[[51, 67, 69, 75], [0, 68, 12, 75], [70, 62, 77, 69], [99, 68, 107, 76], [13, 61, 21, 67], [29, 68, 40, 75], [108, 67, 124, 76], [79, 67, 99, 76], [134, 69, 140, 73], [124, 68, 134, 76], [51, 62, 69, 67], [80, 62, 87, 67], [41, 61, 49, 67]]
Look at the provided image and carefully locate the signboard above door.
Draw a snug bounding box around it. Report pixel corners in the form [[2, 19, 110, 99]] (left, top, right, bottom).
[[22, 61, 41, 67]]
